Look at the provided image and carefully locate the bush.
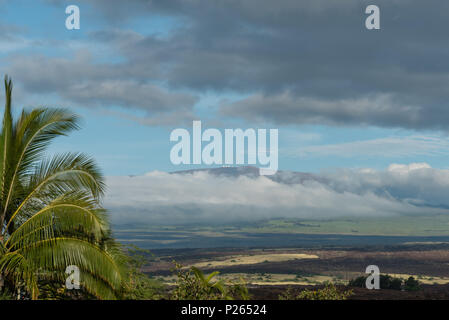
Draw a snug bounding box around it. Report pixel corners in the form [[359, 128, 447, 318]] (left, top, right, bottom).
[[349, 274, 420, 291], [404, 277, 420, 291], [170, 263, 249, 300], [348, 276, 366, 288], [381, 275, 402, 290], [123, 245, 167, 300], [279, 283, 353, 300], [278, 287, 297, 300]]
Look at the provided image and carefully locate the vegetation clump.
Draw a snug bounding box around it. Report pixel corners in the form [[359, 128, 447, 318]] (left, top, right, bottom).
[[0, 76, 126, 299], [279, 283, 353, 300], [170, 262, 249, 300], [349, 274, 421, 291], [122, 245, 166, 300], [403, 276, 420, 291]]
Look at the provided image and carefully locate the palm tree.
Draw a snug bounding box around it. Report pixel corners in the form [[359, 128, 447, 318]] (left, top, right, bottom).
[[0, 76, 125, 299]]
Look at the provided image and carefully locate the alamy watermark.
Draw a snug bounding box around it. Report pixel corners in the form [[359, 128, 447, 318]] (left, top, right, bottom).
[[63, 5, 378, 31], [365, 265, 380, 289], [170, 121, 278, 175], [65, 265, 80, 290], [365, 5, 380, 30], [65, 5, 80, 30]]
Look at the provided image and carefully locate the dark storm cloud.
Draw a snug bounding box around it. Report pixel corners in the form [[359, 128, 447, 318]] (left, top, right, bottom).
[[27, 1, 449, 128]]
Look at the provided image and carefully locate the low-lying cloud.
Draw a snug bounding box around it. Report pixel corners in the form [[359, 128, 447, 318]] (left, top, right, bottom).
[[105, 163, 449, 225]]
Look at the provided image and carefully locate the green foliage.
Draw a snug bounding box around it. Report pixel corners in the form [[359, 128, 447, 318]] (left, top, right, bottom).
[[348, 276, 366, 288], [170, 263, 250, 300], [279, 283, 353, 300], [381, 275, 402, 290], [122, 245, 166, 300], [349, 274, 417, 291], [37, 280, 96, 300], [278, 286, 297, 300], [0, 288, 13, 300], [170, 263, 227, 300], [0, 76, 126, 299], [227, 278, 250, 300], [403, 276, 420, 291]]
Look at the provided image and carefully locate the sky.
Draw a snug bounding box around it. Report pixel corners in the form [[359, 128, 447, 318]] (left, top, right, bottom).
[[2, 0, 449, 224]]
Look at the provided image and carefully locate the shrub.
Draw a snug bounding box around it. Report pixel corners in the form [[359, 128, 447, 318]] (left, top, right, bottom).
[[381, 275, 402, 290], [278, 287, 297, 300], [170, 263, 249, 300], [123, 245, 167, 300], [348, 276, 366, 288], [403, 277, 420, 291], [279, 283, 353, 300], [349, 274, 403, 290]]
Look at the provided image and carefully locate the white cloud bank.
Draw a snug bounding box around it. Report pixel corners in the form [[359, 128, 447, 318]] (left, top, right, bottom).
[[104, 163, 449, 225]]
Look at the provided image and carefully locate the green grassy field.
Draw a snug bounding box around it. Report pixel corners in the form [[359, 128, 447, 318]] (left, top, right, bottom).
[[117, 214, 449, 237], [235, 215, 449, 236]]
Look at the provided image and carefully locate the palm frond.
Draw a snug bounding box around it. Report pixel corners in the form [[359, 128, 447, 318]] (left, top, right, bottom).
[[0, 76, 14, 225], [6, 153, 106, 230], [2, 108, 80, 222], [0, 77, 126, 300], [7, 192, 109, 250], [17, 237, 123, 290]]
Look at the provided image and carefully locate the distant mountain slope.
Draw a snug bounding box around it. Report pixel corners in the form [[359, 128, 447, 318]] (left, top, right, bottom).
[[170, 166, 329, 185]]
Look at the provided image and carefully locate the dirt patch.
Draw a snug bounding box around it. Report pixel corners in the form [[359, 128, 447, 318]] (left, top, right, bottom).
[[190, 253, 318, 269]]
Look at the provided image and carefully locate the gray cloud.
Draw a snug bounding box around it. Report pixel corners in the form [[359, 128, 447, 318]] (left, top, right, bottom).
[[6, 52, 197, 124], [0, 23, 38, 53], [104, 164, 449, 225], [220, 92, 424, 128], [14, 0, 449, 129]]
